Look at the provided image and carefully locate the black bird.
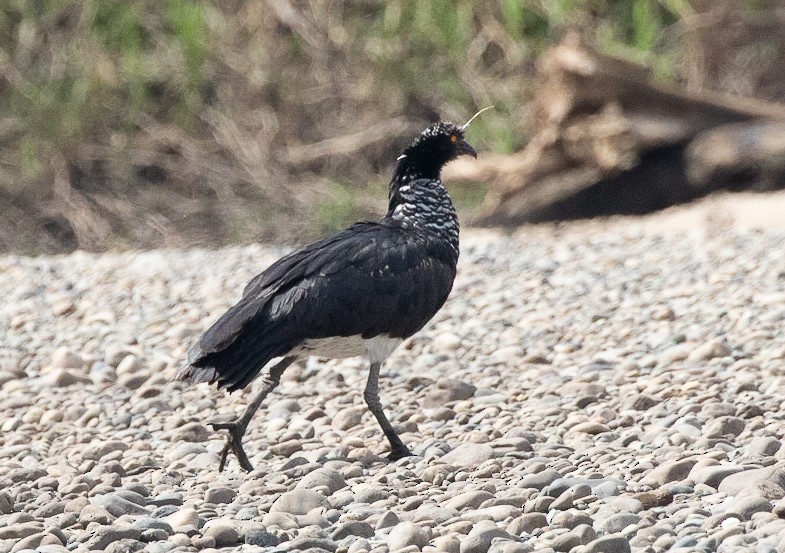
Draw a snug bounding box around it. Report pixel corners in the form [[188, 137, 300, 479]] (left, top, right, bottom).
[[176, 109, 489, 471]]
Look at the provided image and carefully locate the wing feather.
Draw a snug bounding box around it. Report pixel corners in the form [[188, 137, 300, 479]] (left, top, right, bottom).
[[178, 221, 457, 390]]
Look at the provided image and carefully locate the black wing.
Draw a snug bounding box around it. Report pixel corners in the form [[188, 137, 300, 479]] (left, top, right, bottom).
[[176, 221, 457, 391]]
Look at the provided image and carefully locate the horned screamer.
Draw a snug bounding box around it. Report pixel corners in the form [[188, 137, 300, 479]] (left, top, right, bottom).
[[176, 109, 490, 471]]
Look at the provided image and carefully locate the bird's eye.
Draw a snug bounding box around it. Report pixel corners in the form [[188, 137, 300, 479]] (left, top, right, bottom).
[[450, 135, 458, 143]]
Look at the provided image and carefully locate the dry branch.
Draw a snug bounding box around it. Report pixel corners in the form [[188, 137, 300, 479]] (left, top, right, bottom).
[[471, 35, 785, 226]]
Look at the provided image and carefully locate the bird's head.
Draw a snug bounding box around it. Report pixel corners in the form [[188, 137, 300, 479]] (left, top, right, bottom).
[[394, 107, 491, 181], [407, 121, 477, 164]]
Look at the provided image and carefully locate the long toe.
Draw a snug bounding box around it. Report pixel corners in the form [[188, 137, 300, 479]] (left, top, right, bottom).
[[209, 419, 254, 472], [387, 445, 413, 461], [232, 440, 254, 472]]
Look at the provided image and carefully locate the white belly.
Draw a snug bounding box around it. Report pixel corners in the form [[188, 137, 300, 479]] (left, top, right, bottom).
[[290, 335, 402, 364]]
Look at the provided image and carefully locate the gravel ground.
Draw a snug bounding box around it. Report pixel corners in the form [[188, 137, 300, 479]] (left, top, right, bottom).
[[3, 199, 785, 553]]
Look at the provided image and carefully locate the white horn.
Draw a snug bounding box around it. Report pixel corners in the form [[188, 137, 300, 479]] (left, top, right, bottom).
[[460, 105, 495, 131]]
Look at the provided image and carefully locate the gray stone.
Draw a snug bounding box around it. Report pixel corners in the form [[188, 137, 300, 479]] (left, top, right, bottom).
[[147, 492, 183, 507], [410, 504, 458, 524], [550, 509, 594, 530], [330, 521, 374, 540], [296, 468, 347, 495], [172, 422, 210, 442], [41, 369, 90, 387], [432, 332, 461, 352], [595, 513, 640, 534], [140, 528, 168, 542], [518, 469, 561, 490], [116, 354, 141, 374], [91, 492, 150, 517], [204, 486, 237, 504], [507, 513, 547, 535], [550, 483, 591, 510], [9, 467, 47, 483], [103, 538, 145, 553], [748, 437, 781, 457], [245, 528, 280, 547], [11, 532, 62, 553], [270, 489, 329, 515], [131, 517, 173, 535], [719, 466, 785, 499], [442, 443, 494, 466], [703, 416, 745, 438], [78, 504, 114, 525], [333, 408, 365, 430], [687, 339, 731, 361], [0, 523, 43, 540], [203, 524, 240, 547], [0, 492, 13, 515], [287, 536, 338, 551], [80, 526, 142, 550], [552, 531, 582, 552], [584, 533, 632, 553], [573, 524, 596, 545], [376, 510, 400, 530], [262, 511, 298, 529], [642, 458, 699, 486], [490, 543, 534, 553], [424, 379, 477, 407], [432, 535, 461, 553], [387, 521, 431, 551], [460, 520, 513, 553], [162, 507, 199, 528], [622, 394, 660, 411], [689, 463, 749, 488], [443, 490, 495, 511], [724, 496, 773, 520], [50, 347, 84, 369]]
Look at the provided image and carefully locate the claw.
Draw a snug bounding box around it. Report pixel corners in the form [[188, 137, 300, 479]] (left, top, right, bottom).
[[387, 445, 413, 461], [209, 419, 254, 472]]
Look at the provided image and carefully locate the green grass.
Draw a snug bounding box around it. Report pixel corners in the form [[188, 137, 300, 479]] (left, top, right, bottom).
[[313, 181, 375, 236], [0, 0, 744, 252]]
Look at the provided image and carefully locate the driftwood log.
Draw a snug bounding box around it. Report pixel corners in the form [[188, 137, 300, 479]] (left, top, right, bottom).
[[449, 35, 785, 226]]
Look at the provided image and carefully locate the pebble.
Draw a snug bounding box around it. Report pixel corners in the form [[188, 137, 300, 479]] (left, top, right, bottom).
[[460, 520, 513, 553], [441, 443, 494, 466], [163, 508, 199, 528], [204, 486, 237, 504], [203, 523, 240, 547], [583, 533, 631, 553], [387, 521, 431, 551], [245, 527, 280, 546], [595, 513, 640, 533], [80, 526, 141, 550], [689, 463, 749, 488], [703, 416, 745, 438], [6, 224, 785, 553], [642, 458, 698, 487], [270, 489, 329, 515], [296, 468, 347, 495], [50, 347, 84, 369], [718, 466, 785, 498], [723, 496, 773, 520], [91, 493, 149, 517], [443, 490, 495, 511], [747, 436, 781, 457], [424, 379, 477, 407], [518, 469, 561, 490]]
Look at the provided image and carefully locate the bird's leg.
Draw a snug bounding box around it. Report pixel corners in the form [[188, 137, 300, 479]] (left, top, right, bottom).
[[363, 361, 412, 460], [209, 356, 296, 472]]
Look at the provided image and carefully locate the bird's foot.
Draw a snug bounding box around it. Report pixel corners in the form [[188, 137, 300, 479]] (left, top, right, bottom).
[[208, 419, 254, 472], [387, 444, 413, 461]]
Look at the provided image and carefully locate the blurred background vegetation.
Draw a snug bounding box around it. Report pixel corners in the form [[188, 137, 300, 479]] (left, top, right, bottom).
[[1, 0, 784, 253]]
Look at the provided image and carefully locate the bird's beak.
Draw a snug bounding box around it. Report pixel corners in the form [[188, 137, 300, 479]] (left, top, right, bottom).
[[457, 139, 477, 159]]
